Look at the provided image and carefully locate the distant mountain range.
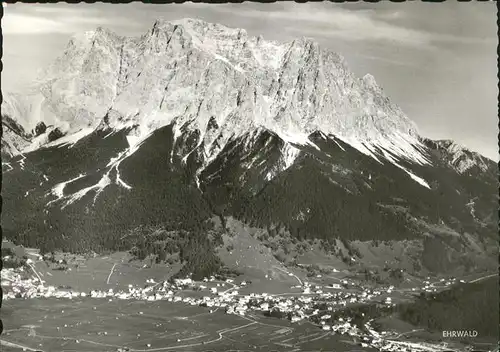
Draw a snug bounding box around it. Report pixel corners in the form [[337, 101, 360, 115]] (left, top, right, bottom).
[[2, 19, 497, 278]]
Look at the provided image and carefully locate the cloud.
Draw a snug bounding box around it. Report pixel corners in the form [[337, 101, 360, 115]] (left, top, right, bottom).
[[353, 2, 497, 46], [204, 3, 494, 49], [204, 4, 433, 47], [2, 13, 69, 34], [352, 53, 433, 70], [5, 2, 492, 47], [1, 4, 140, 35]]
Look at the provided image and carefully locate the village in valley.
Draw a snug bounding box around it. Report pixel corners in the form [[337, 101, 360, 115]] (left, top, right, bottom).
[[2, 241, 486, 352]]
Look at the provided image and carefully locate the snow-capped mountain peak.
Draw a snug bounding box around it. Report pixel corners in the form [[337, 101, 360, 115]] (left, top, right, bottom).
[[4, 18, 435, 183], [431, 139, 492, 173]]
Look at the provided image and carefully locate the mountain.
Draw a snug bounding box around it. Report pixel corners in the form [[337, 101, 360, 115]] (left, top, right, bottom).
[[2, 114, 31, 159], [425, 139, 494, 174], [2, 19, 497, 279]]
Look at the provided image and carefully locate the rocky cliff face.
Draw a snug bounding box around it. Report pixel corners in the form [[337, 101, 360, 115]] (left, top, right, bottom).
[[424, 139, 494, 174], [1, 114, 31, 158], [4, 19, 429, 169]]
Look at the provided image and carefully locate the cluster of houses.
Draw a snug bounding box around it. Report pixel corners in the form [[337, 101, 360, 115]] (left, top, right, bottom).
[[2, 267, 88, 300], [1, 266, 394, 313], [1, 266, 455, 352], [360, 321, 449, 352], [421, 277, 458, 293]]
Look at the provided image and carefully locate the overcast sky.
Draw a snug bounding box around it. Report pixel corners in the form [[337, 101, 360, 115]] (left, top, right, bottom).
[[2, 2, 497, 160]]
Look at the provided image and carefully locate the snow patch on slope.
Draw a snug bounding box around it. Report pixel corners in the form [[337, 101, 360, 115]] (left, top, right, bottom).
[[335, 135, 382, 164], [333, 131, 432, 189], [404, 169, 431, 189], [104, 129, 150, 191], [17, 154, 27, 170], [264, 142, 301, 182], [64, 173, 112, 208], [281, 143, 301, 171], [46, 173, 86, 206], [3, 162, 14, 173], [374, 130, 430, 166], [46, 128, 150, 208], [387, 156, 431, 190], [332, 140, 345, 152], [50, 128, 95, 149]]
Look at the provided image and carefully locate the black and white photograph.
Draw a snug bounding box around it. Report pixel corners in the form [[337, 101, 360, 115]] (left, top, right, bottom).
[[1, 1, 498, 351]]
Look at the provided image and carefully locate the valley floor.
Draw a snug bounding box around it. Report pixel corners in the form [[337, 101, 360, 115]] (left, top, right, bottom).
[[1, 242, 497, 352], [2, 298, 380, 352]]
